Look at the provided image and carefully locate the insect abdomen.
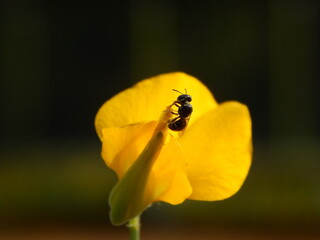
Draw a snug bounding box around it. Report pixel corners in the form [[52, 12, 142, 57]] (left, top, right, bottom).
[[168, 118, 187, 131]]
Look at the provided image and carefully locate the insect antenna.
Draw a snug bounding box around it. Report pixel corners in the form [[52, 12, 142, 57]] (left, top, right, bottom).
[[172, 88, 189, 94], [172, 89, 183, 95]]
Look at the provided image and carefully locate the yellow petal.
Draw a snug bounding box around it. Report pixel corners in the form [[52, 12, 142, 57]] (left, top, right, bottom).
[[180, 101, 252, 201], [105, 123, 192, 225], [101, 121, 157, 179], [95, 72, 217, 140], [102, 121, 192, 205], [146, 137, 192, 205]]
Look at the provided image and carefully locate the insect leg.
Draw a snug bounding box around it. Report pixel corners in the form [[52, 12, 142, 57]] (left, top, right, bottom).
[[168, 101, 181, 108], [168, 116, 180, 124]]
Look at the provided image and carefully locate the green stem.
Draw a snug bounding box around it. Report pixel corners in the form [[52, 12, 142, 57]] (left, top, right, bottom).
[[127, 215, 140, 240]]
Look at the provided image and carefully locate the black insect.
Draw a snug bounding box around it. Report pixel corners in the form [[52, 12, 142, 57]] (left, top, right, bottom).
[[168, 89, 193, 131]]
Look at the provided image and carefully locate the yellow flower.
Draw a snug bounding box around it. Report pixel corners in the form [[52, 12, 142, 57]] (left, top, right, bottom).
[[95, 72, 252, 225]]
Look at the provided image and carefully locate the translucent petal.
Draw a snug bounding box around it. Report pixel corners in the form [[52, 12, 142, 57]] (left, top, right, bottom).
[[95, 72, 217, 140], [180, 101, 252, 201]]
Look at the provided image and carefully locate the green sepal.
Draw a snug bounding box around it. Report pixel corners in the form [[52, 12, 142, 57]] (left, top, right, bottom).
[[108, 131, 164, 226]]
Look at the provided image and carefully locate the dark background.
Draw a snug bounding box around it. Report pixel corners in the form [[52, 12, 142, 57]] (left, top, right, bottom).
[[1, 0, 319, 239]]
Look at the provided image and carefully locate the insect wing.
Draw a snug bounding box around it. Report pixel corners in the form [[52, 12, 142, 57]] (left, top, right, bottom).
[[178, 114, 191, 137]]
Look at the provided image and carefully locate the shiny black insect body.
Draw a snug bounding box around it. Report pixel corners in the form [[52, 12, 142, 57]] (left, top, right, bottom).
[[168, 89, 193, 131], [168, 117, 188, 131]]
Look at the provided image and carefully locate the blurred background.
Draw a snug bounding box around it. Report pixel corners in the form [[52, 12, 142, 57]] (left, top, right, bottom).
[[1, 0, 319, 239]]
